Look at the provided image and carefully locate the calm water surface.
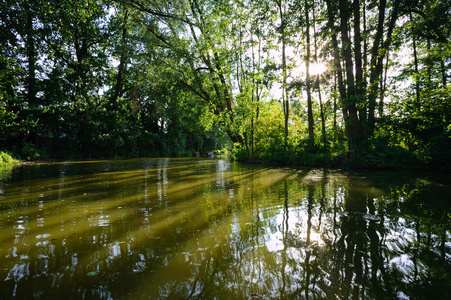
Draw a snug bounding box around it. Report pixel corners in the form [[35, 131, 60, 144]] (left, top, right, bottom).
[[0, 158, 450, 299]]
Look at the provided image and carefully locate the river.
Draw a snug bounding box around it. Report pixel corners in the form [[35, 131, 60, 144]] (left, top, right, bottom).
[[0, 158, 450, 299]]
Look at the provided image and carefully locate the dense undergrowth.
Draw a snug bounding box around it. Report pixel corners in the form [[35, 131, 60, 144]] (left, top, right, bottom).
[[0, 151, 16, 167], [232, 128, 451, 171]]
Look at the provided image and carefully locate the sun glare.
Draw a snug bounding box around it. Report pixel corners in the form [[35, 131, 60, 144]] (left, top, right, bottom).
[[310, 62, 327, 76]]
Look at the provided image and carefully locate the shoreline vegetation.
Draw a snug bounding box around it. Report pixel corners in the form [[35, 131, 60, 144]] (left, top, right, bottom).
[[0, 152, 16, 168], [2, 145, 450, 172]]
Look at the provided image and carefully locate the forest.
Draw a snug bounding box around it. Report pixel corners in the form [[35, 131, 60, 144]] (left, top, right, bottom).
[[1, 0, 450, 169]]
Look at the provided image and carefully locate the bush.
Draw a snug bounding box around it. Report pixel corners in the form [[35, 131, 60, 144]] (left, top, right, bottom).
[[12, 142, 49, 161], [350, 137, 420, 169], [0, 151, 16, 167], [232, 146, 251, 161], [427, 129, 451, 169]]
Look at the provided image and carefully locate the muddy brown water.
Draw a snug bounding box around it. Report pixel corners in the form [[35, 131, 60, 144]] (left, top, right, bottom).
[[1, 158, 450, 299]]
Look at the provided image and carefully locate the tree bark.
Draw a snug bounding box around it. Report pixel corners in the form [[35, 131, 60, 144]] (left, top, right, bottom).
[[339, 0, 360, 151], [368, 0, 399, 134], [305, 0, 314, 143], [313, 4, 325, 144], [326, 0, 349, 145], [26, 6, 37, 107], [112, 9, 129, 109], [410, 12, 420, 110], [354, 0, 365, 127], [368, 0, 386, 135], [276, 0, 289, 146]]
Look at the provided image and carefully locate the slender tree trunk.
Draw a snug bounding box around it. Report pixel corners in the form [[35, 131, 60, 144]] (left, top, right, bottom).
[[411, 13, 421, 110], [354, 0, 365, 128], [441, 53, 450, 125], [333, 73, 338, 143], [326, 0, 349, 146], [376, 0, 399, 119], [277, 0, 289, 146], [339, 0, 360, 151], [251, 33, 255, 160], [25, 5, 38, 145], [368, 0, 386, 135], [441, 55, 447, 89], [363, 0, 368, 79], [305, 0, 314, 143], [113, 9, 129, 109], [426, 38, 432, 92], [26, 7, 37, 107], [379, 51, 390, 117], [313, 2, 326, 144], [369, 0, 399, 134], [317, 79, 326, 144]]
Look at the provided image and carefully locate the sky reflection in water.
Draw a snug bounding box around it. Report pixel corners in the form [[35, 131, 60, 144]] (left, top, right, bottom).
[[0, 158, 450, 299]]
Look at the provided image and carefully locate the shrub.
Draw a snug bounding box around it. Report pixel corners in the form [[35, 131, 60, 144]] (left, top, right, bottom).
[[0, 151, 16, 167]]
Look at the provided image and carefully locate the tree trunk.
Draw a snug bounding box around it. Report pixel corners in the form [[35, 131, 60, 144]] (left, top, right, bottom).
[[363, 0, 368, 79], [326, 0, 349, 145], [112, 9, 129, 109], [26, 7, 37, 107], [277, 0, 289, 146], [368, 0, 386, 135], [411, 12, 420, 111], [313, 4, 326, 144], [25, 5, 38, 145], [339, 0, 360, 151], [333, 73, 338, 143], [379, 51, 390, 117], [354, 0, 365, 127], [441, 53, 450, 126], [305, 0, 314, 143], [368, 0, 399, 134]]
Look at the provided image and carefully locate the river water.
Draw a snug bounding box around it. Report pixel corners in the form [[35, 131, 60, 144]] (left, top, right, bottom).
[[0, 158, 450, 299]]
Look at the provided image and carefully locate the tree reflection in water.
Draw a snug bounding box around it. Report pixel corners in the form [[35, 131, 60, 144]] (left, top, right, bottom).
[[0, 159, 450, 299]]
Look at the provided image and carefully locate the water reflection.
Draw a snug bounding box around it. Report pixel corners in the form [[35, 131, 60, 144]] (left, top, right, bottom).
[[0, 159, 450, 299]]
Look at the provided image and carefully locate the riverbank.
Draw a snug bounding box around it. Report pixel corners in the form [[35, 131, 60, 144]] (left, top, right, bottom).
[[4, 145, 449, 172], [234, 146, 451, 171]]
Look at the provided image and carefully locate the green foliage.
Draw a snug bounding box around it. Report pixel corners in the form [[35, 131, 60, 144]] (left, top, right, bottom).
[[11, 142, 49, 161], [0, 0, 449, 169], [351, 140, 419, 169], [428, 128, 451, 169], [0, 151, 16, 167]]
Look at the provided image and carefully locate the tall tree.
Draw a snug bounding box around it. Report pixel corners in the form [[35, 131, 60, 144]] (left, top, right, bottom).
[[367, 0, 400, 135], [117, 0, 253, 146], [275, 0, 290, 146], [324, 0, 402, 152], [305, 0, 314, 143], [112, 8, 130, 109], [38, 0, 116, 156], [312, 0, 326, 144]]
